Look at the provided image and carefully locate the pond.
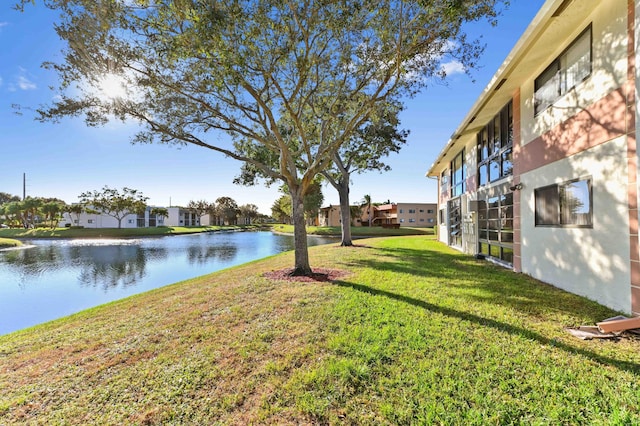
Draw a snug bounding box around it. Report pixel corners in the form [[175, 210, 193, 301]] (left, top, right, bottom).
[[0, 231, 336, 336]]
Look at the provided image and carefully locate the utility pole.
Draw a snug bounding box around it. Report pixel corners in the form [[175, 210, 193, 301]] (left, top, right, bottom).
[[22, 173, 26, 200]]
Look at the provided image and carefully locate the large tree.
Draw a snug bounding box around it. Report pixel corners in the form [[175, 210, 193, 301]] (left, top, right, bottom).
[[21, 197, 43, 228], [79, 186, 148, 229], [18, 0, 505, 274], [321, 103, 408, 246], [271, 196, 292, 224], [2, 201, 24, 228], [216, 197, 239, 225], [0, 192, 21, 206], [238, 204, 259, 225], [41, 200, 66, 229]]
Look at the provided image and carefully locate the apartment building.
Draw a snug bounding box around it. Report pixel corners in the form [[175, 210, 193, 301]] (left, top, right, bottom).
[[427, 0, 639, 314], [319, 203, 437, 228], [61, 206, 167, 228], [367, 203, 436, 227]]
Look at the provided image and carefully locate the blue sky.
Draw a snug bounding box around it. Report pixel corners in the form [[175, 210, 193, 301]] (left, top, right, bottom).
[[0, 1, 544, 215]]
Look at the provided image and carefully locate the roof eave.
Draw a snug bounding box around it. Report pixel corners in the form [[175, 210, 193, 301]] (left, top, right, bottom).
[[425, 0, 563, 177]]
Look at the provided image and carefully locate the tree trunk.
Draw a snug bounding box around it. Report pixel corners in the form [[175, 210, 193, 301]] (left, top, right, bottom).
[[337, 178, 353, 246], [290, 186, 313, 276]]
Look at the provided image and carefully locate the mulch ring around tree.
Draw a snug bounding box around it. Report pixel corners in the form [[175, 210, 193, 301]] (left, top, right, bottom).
[[263, 268, 350, 283]]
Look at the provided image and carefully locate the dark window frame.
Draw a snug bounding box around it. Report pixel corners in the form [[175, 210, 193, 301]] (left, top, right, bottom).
[[448, 198, 462, 247], [451, 149, 466, 197], [477, 101, 513, 187], [534, 177, 593, 228], [534, 25, 592, 115], [440, 169, 449, 195], [477, 192, 514, 265]]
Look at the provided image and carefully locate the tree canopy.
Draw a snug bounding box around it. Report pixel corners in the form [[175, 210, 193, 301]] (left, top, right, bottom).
[[322, 102, 409, 245], [17, 0, 506, 274], [187, 200, 212, 223], [0, 196, 66, 229], [0, 192, 21, 206], [79, 186, 148, 229]]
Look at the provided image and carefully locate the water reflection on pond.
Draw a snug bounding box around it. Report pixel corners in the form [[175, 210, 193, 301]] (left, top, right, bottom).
[[0, 231, 335, 335]]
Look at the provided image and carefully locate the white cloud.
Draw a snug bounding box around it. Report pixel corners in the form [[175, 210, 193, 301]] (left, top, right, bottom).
[[441, 60, 465, 76], [10, 68, 37, 91], [0, 22, 8, 28], [12, 67, 38, 90], [17, 75, 37, 90]]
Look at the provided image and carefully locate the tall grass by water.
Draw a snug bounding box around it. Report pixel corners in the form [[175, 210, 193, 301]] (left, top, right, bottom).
[[1, 236, 639, 424]]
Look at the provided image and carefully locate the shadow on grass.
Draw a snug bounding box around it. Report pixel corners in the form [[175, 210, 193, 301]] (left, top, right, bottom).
[[347, 245, 615, 323], [332, 279, 640, 375]]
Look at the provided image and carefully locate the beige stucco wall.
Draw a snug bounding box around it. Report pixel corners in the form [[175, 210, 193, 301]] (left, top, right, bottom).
[[520, 137, 631, 313], [396, 203, 437, 227]]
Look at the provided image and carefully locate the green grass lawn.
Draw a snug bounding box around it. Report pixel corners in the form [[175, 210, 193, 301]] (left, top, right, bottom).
[[272, 223, 434, 237], [0, 238, 22, 249], [1, 236, 639, 424], [0, 225, 264, 239]]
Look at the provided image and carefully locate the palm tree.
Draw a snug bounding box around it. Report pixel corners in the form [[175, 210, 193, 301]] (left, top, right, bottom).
[[150, 207, 169, 226], [361, 194, 372, 227]]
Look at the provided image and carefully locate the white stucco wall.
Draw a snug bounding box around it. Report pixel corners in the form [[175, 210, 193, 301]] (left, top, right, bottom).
[[520, 137, 631, 313], [164, 207, 182, 227], [520, 0, 628, 145]]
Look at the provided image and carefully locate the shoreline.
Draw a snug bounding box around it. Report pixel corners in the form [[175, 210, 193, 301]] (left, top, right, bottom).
[[0, 225, 271, 241]]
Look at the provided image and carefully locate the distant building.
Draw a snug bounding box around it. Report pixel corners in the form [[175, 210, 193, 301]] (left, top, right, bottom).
[[164, 207, 199, 227], [371, 203, 437, 227], [61, 205, 170, 228], [318, 202, 436, 228], [318, 205, 342, 227]]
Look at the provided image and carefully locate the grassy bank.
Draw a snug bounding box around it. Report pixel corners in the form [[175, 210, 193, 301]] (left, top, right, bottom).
[[1, 236, 639, 424], [0, 225, 265, 239], [0, 238, 22, 249], [272, 223, 434, 237]]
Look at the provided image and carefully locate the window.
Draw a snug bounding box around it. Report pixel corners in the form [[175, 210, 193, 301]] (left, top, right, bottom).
[[448, 198, 462, 247], [128, 219, 134, 224], [427, 209, 434, 214], [399, 209, 403, 214], [137, 212, 146, 227], [400, 219, 405, 223], [420, 219, 425, 222], [408, 209, 416, 214], [535, 26, 592, 115], [441, 170, 449, 195], [478, 193, 514, 264], [419, 209, 424, 213], [535, 178, 592, 227], [478, 101, 513, 187], [409, 218, 416, 223], [87, 219, 94, 224], [73, 220, 79, 224], [451, 149, 466, 197], [428, 218, 434, 223]]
